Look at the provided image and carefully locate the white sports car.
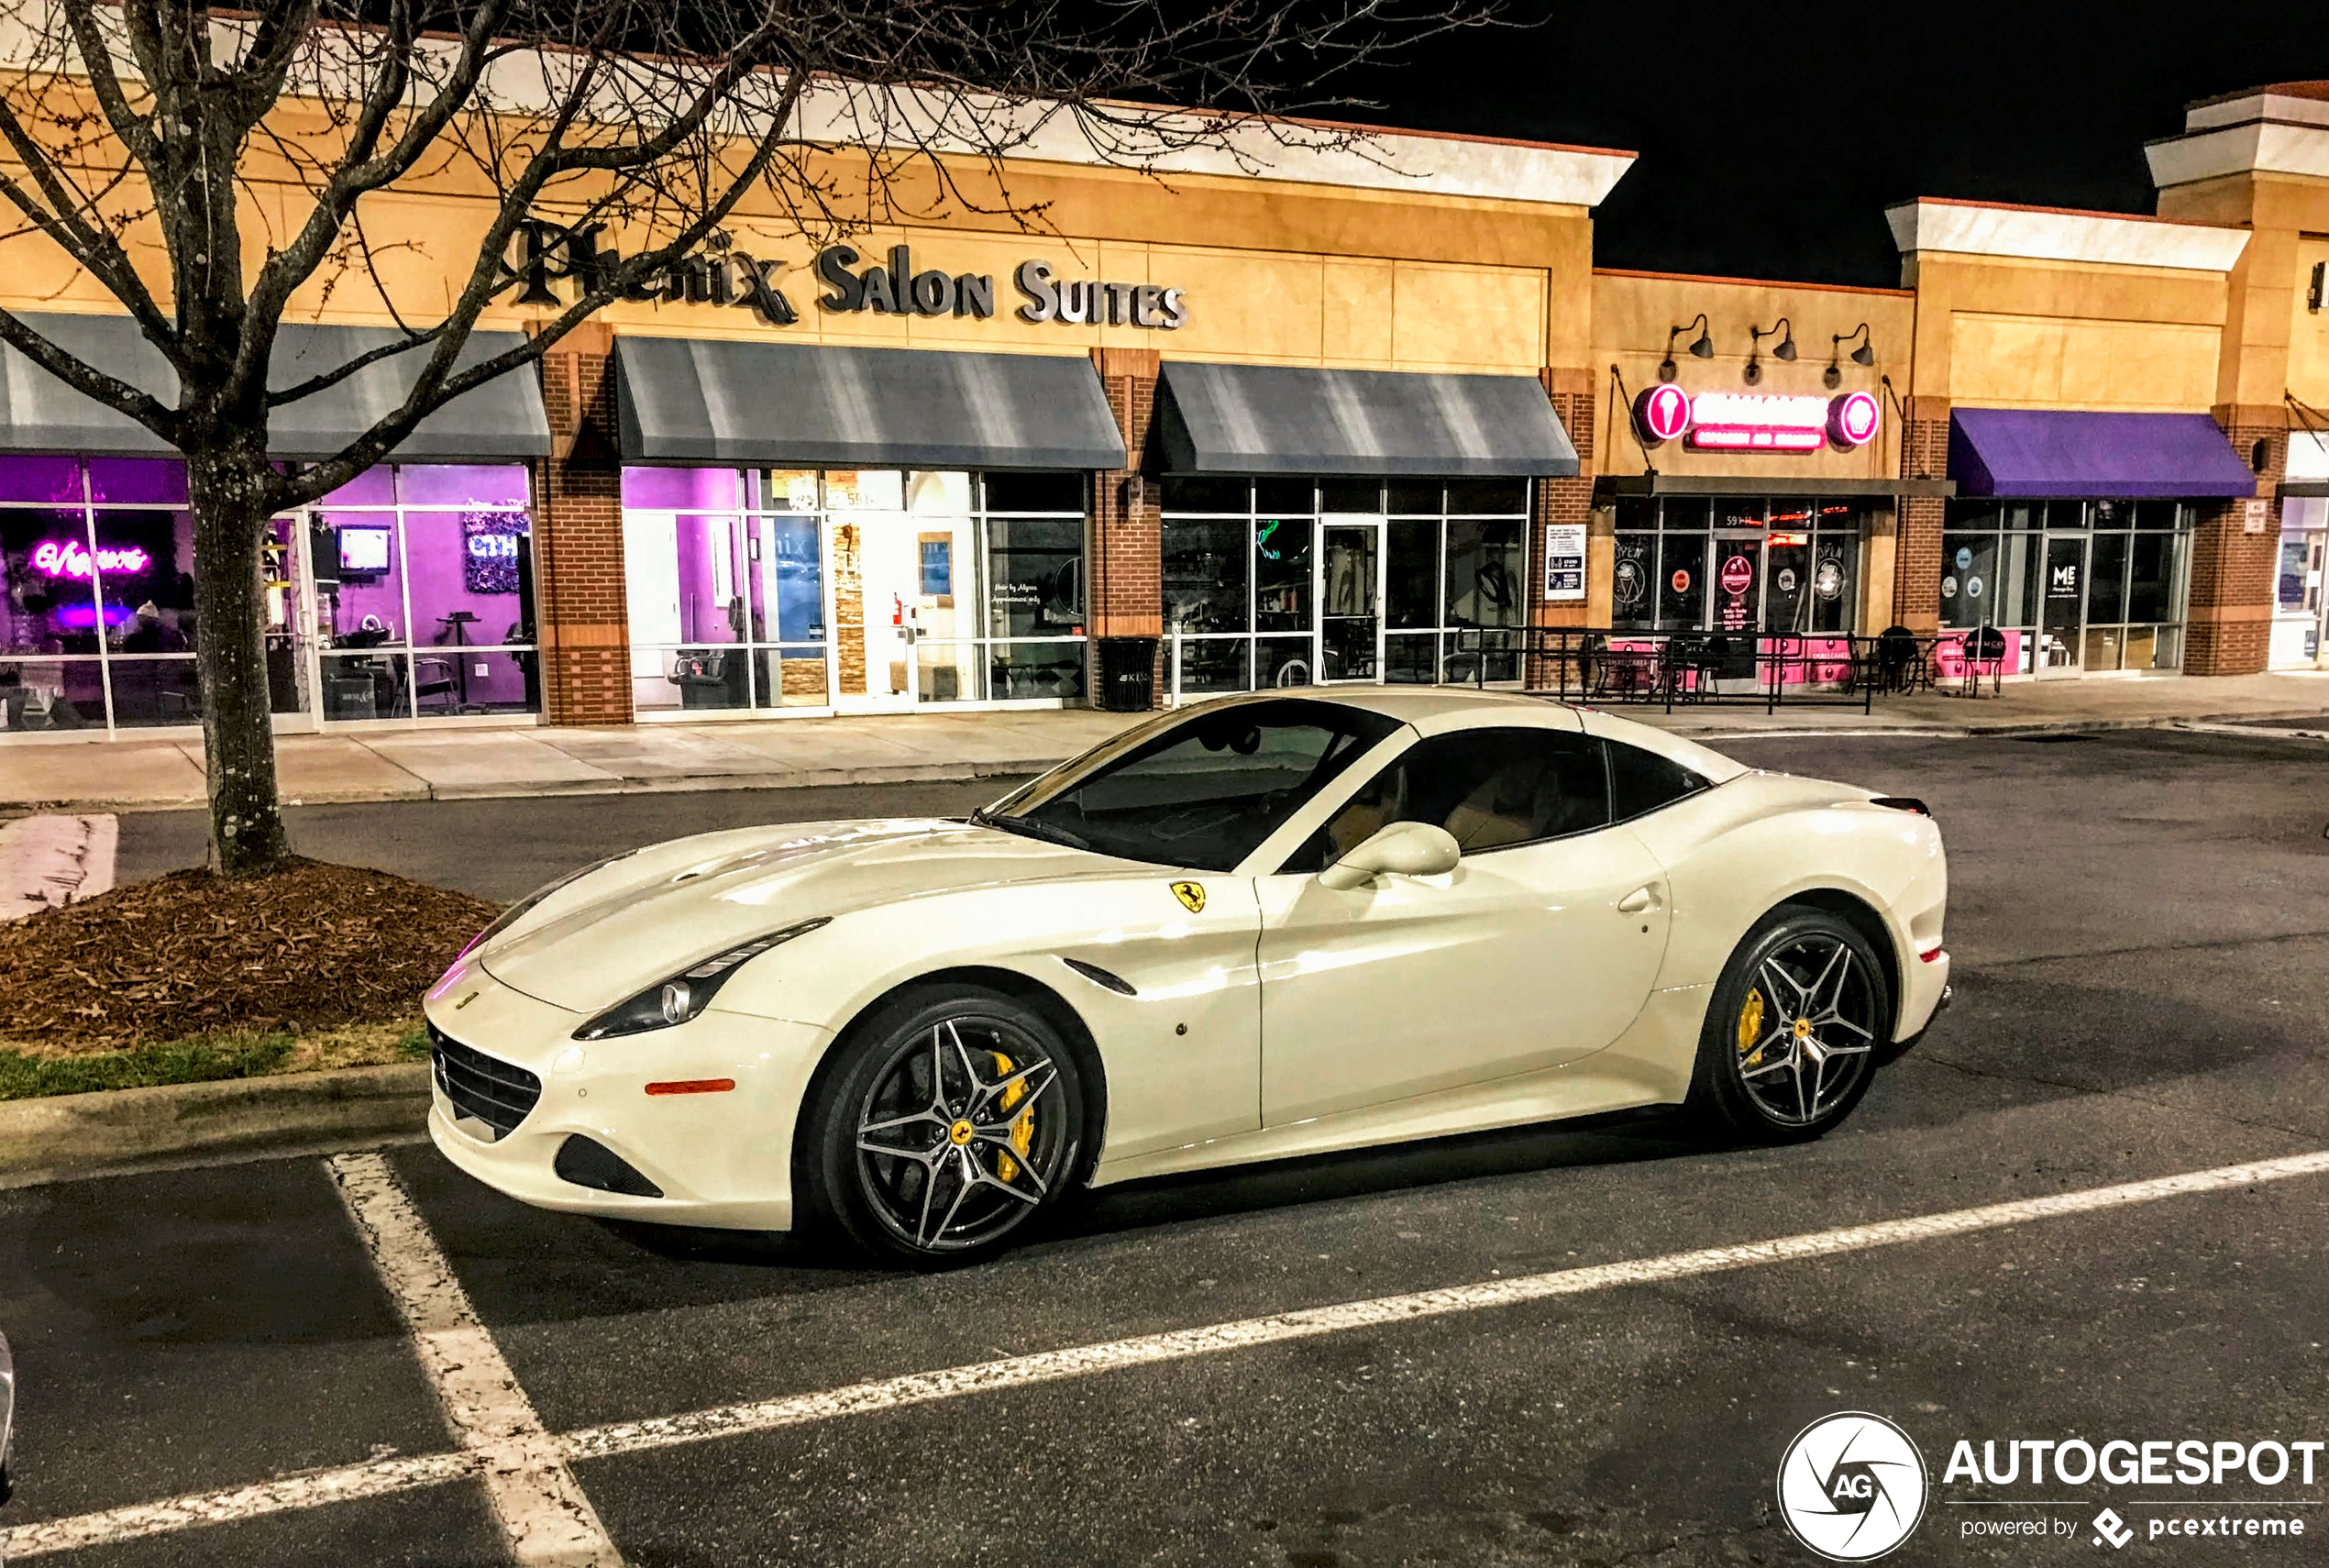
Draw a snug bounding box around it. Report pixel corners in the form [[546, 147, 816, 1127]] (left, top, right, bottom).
[[425, 690, 1949, 1264]]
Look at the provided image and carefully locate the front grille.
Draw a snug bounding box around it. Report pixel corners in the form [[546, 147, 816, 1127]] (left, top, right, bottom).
[[430, 1024, 542, 1141]]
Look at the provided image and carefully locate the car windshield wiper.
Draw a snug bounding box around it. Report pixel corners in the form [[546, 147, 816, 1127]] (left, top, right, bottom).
[[968, 807, 1092, 852]]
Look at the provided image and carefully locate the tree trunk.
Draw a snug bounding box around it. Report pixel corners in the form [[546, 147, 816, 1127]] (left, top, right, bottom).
[[187, 448, 290, 878]]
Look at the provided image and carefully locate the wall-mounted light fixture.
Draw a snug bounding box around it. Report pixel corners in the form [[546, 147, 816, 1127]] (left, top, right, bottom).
[[1744, 317, 1795, 385], [1660, 315, 1714, 382], [1825, 324, 1874, 389]]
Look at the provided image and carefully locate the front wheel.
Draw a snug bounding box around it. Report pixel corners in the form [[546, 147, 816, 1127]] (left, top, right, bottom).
[[1688, 908, 1892, 1143], [799, 986, 1086, 1266]]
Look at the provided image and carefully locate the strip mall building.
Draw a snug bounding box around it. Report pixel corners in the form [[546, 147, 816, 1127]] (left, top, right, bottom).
[[5, 82, 2328, 742]]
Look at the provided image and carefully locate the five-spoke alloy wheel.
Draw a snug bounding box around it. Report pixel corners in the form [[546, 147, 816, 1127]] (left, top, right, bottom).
[[1690, 907, 1892, 1142], [801, 986, 1087, 1264]]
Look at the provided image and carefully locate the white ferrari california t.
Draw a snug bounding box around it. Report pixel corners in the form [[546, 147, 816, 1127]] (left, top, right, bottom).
[[424, 689, 1949, 1264]]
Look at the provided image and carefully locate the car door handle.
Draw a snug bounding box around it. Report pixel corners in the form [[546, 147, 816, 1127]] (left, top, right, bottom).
[[1617, 885, 1661, 914]]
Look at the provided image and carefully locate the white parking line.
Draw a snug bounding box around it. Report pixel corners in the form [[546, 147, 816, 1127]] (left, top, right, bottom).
[[559, 1145, 2329, 1460], [0, 1453, 480, 1559], [326, 1153, 623, 1567], [4, 1145, 2326, 1561]]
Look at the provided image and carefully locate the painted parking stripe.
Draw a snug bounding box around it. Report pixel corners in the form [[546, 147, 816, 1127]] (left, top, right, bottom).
[[559, 1146, 2329, 1461], [326, 1152, 624, 1567], [5, 1146, 2327, 1560], [0, 1453, 480, 1559]]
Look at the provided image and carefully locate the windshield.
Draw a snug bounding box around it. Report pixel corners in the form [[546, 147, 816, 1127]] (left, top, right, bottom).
[[979, 698, 1403, 871]]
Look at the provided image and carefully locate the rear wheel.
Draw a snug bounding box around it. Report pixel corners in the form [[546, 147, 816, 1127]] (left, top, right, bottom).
[[800, 986, 1085, 1266], [1689, 908, 1891, 1143]]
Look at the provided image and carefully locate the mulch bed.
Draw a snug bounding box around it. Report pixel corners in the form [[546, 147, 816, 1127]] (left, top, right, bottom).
[[0, 857, 500, 1049]]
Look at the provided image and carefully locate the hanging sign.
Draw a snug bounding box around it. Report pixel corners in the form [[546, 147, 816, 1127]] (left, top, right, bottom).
[[1542, 523, 1586, 602], [1633, 386, 1881, 453]]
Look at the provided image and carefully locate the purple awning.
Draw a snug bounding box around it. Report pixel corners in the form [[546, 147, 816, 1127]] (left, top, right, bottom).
[[1948, 408, 2257, 499]]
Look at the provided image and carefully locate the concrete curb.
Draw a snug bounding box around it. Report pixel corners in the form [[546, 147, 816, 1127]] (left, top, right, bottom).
[[4, 754, 1065, 815], [0, 1062, 430, 1187], [1659, 709, 2329, 743]]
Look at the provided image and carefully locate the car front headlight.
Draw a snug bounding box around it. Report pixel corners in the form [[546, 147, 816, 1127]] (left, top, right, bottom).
[[458, 850, 641, 961], [571, 918, 831, 1041]]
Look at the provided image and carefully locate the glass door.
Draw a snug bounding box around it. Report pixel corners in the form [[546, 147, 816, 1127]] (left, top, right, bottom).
[[1708, 531, 1764, 686], [1318, 518, 1382, 682], [845, 511, 922, 712], [2037, 532, 2089, 678]]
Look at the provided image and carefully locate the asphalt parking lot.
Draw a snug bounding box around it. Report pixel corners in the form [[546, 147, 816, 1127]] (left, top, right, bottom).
[[6, 725, 2329, 1565]]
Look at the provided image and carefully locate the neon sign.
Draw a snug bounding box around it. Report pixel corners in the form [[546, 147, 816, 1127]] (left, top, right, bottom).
[[30, 538, 151, 580], [1631, 387, 1881, 453]]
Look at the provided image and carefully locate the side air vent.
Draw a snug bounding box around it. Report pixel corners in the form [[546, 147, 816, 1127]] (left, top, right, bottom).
[[1062, 957, 1137, 996]]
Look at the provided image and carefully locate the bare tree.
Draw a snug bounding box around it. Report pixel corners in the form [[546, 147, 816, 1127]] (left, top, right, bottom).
[[0, 0, 1490, 876]]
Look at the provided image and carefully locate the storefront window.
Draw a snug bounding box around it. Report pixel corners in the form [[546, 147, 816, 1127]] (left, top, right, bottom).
[[1939, 498, 2191, 676], [314, 464, 537, 720], [2274, 497, 2325, 668], [1614, 495, 1867, 639], [619, 467, 1085, 712], [1160, 477, 1534, 693]]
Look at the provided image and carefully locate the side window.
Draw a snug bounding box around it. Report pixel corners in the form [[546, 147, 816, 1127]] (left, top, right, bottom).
[[1292, 726, 1612, 868], [1606, 739, 1709, 824]]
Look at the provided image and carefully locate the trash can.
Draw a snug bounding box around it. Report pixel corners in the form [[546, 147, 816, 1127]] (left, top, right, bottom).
[[1096, 636, 1159, 712]]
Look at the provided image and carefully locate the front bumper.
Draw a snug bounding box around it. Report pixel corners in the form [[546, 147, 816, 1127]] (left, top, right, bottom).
[[423, 959, 834, 1231]]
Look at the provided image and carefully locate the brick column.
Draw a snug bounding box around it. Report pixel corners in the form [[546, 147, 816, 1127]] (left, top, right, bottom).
[[1528, 369, 1596, 690], [531, 322, 634, 725], [1891, 396, 1949, 634], [2183, 410, 2285, 676], [1089, 347, 1163, 704]]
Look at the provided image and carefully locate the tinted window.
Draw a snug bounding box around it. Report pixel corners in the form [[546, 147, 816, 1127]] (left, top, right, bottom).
[[985, 698, 1399, 872], [1293, 726, 1610, 870], [1606, 740, 1708, 823]]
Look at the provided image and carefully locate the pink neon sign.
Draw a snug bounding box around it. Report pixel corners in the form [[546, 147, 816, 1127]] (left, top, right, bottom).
[[1634, 383, 1693, 445], [1828, 390, 1881, 447], [1631, 387, 1882, 453], [31, 538, 151, 580]]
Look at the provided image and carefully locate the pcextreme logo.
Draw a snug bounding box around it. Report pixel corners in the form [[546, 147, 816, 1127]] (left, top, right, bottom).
[[1778, 1412, 1930, 1562]]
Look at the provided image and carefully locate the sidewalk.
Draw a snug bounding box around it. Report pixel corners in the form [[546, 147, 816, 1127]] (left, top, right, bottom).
[[2, 671, 2324, 813]]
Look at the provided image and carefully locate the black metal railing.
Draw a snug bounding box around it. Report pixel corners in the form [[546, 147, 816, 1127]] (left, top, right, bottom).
[[1449, 627, 1957, 714]]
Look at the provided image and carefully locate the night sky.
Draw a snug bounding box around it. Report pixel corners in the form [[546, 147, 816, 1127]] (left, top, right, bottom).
[[1352, 0, 2329, 288]]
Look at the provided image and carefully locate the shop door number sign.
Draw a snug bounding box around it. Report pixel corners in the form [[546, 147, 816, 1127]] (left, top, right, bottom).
[[1634, 384, 1881, 452]]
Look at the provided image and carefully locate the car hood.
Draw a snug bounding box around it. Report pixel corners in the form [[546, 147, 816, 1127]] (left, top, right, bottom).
[[473, 819, 1127, 1013]]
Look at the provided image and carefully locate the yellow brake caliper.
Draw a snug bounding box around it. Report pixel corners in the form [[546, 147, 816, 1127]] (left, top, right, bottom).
[[1738, 987, 1767, 1068], [991, 1053, 1034, 1182]]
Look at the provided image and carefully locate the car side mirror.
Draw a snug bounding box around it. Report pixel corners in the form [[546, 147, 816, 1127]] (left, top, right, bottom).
[[1318, 821, 1461, 890]]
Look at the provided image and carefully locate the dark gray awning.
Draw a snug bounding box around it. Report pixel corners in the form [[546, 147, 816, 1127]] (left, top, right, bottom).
[[0, 310, 549, 460], [1156, 361, 1577, 477], [613, 337, 1127, 470]]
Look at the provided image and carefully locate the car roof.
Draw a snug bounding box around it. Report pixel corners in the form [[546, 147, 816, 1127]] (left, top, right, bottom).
[[1191, 685, 1571, 724], [1174, 686, 1748, 782]]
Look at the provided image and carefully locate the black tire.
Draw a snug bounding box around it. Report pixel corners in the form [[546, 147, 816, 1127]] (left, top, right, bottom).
[[798, 985, 1087, 1267], [1687, 907, 1893, 1143]]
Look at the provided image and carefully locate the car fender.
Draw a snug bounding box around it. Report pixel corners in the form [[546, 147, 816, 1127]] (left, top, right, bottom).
[[705, 871, 1267, 1165], [1623, 777, 1947, 1006]]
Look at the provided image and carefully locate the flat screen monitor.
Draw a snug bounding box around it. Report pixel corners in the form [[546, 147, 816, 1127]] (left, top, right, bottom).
[[338, 525, 392, 575]]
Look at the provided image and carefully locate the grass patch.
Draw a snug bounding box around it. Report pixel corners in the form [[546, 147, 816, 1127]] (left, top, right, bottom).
[[0, 1017, 430, 1101]]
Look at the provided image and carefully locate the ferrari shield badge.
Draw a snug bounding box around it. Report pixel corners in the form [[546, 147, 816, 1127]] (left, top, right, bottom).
[[1170, 880, 1207, 913]]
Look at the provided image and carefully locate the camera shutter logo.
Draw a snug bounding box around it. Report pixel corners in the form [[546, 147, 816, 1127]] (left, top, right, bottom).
[[1776, 1412, 1928, 1562]]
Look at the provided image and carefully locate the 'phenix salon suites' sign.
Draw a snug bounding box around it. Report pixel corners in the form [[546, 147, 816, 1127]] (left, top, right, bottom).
[[502, 221, 1187, 332]]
